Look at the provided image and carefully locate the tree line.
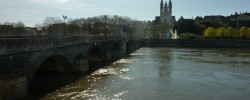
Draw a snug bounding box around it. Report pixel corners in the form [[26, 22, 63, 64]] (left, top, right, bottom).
[[39, 15, 137, 36], [0, 15, 138, 37], [0, 22, 26, 36], [204, 27, 250, 39], [176, 16, 250, 40]]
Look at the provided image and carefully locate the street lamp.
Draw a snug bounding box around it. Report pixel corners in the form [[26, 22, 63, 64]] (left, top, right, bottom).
[[104, 15, 108, 39], [63, 15, 67, 35]]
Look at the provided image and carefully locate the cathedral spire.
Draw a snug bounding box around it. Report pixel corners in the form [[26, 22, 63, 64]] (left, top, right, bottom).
[[169, 0, 172, 8], [160, 0, 164, 15], [160, 0, 163, 7], [169, 0, 172, 15]]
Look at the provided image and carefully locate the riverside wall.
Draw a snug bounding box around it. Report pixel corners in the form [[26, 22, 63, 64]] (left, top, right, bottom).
[[143, 39, 250, 48]]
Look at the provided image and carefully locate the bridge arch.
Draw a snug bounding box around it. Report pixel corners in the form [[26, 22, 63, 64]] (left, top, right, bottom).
[[37, 55, 73, 72], [28, 55, 74, 97]]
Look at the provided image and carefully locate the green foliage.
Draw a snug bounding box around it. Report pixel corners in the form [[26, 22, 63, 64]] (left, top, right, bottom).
[[194, 21, 206, 35], [247, 28, 250, 39], [176, 18, 207, 36], [215, 27, 226, 39], [176, 19, 196, 35], [175, 15, 250, 39], [203, 26, 250, 40], [148, 27, 158, 38], [180, 33, 203, 39], [240, 26, 248, 39], [224, 27, 234, 38], [203, 27, 216, 38]]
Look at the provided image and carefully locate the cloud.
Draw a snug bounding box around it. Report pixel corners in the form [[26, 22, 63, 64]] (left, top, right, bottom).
[[31, 0, 69, 4], [30, 0, 97, 10], [54, 0, 68, 3]]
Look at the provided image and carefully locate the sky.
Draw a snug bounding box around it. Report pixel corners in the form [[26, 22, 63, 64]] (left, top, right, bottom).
[[0, 0, 249, 27]]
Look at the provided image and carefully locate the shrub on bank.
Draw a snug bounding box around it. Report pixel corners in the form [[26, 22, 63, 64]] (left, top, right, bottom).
[[180, 33, 203, 39]]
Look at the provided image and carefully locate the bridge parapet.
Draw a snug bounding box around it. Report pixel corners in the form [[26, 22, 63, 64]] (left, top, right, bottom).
[[0, 35, 121, 55]]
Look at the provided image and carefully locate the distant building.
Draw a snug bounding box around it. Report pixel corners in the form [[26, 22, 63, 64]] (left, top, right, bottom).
[[203, 15, 224, 23], [230, 12, 250, 21], [194, 12, 250, 27], [155, 0, 175, 38], [154, 16, 160, 25]]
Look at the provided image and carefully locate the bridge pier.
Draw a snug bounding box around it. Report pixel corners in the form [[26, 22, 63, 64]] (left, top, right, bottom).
[[104, 51, 112, 61], [121, 41, 127, 56], [75, 55, 88, 72], [0, 68, 27, 100], [126, 40, 142, 54], [111, 50, 121, 61]]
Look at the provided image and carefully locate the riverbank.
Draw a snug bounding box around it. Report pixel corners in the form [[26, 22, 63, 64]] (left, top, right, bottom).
[[143, 39, 250, 48]]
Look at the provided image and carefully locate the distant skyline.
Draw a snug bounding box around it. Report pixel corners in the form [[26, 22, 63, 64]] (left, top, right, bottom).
[[0, 0, 250, 27]]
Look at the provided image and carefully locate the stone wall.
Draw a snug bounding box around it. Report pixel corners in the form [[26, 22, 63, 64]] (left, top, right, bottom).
[[143, 39, 250, 48]]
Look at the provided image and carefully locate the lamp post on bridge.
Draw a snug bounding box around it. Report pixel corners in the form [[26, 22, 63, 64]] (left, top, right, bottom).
[[63, 15, 67, 36], [104, 15, 108, 39]]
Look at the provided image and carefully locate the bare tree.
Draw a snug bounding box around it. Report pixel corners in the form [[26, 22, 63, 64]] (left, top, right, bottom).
[[34, 23, 43, 28], [38, 15, 137, 36], [69, 18, 87, 27], [43, 17, 63, 27], [3, 22, 14, 26], [13, 21, 25, 27]]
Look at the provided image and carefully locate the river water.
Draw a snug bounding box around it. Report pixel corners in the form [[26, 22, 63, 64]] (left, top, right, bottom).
[[42, 47, 250, 100]]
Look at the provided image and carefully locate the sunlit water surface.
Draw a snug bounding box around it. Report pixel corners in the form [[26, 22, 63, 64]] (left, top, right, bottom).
[[42, 48, 250, 100]]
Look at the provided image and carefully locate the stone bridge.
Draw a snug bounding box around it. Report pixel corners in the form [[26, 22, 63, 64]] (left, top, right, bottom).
[[0, 35, 142, 99]]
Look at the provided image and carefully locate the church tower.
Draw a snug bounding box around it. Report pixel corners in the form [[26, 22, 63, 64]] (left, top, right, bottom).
[[158, 0, 175, 39], [160, 0, 164, 16], [169, 0, 172, 16]]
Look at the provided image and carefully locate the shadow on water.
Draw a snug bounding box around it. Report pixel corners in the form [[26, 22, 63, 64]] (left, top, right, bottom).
[[24, 71, 88, 100], [24, 60, 117, 99]]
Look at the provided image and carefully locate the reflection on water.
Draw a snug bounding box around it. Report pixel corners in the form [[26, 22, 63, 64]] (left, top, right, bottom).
[[42, 48, 250, 100]]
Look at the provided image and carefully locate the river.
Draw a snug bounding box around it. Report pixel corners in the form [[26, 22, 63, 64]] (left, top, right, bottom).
[[42, 47, 250, 100]]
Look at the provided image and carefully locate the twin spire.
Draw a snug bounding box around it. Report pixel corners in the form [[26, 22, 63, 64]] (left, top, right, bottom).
[[161, 0, 172, 7], [160, 0, 172, 14]]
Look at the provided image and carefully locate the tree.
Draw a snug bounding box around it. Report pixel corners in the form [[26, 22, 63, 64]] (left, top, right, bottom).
[[34, 23, 43, 27], [203, 27, 215, 38], [43, 17, 63, 27], [224, 27, 235, 39], [148, 27, 158, 38], [13, 21, 25, 27], [215, 27, 226, 39], [240, 26, 248, 39], [69, 18, 86, 27], [194, 21, 206, 35], [180, 33, 202, 39], [176, 17, 206, 36], [3, 22, 12, 26], [247, 27, 250, 39], [66, 24, 79, 35]]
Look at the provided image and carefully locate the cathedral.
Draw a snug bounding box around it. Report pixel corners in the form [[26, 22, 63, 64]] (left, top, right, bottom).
[[159, 0, 175, 38]]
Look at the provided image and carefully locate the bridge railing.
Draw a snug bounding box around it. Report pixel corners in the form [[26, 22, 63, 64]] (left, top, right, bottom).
[[0, 35, 122, 55]]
